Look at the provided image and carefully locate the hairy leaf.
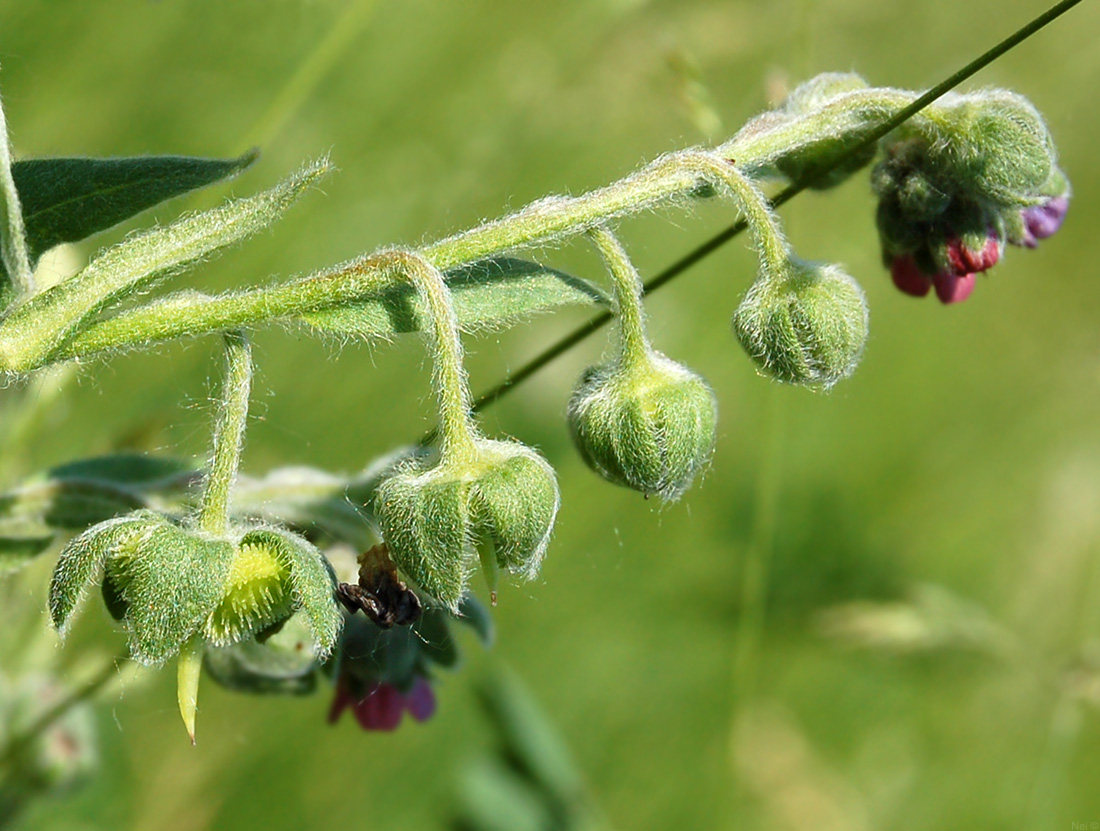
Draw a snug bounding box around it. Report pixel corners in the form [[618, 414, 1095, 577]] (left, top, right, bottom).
[[0, 535, 53, 575], [300, 257, 608, 337], [10, 150, 258, 266], [48, 511, 163, 636]]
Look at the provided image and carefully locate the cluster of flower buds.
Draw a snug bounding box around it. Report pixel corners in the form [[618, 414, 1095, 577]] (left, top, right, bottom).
[[874, 91, 1069, 303], [374, 440, 559, 611]]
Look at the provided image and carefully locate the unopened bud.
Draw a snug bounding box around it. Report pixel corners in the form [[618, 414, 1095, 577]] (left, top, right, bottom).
[[568, 352, 717, 500], [733, 258, 868, 388]]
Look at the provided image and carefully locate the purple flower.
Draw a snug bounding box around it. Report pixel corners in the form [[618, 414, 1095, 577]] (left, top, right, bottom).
[[1017, 196, 1069, 248], [328, 674, 436, 732], [890, 255, 978, 305]]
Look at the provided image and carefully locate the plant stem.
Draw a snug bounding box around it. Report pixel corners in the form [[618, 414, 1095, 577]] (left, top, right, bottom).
[[0, 88, 32, 301], [587, 227, 650, 368], [395, 252, 478, 461], [199, 331, 252, 536]]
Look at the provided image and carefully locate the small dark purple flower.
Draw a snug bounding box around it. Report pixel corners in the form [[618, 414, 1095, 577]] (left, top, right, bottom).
[[328, 674, 437, 732], [1017, 196, 1069, 248]]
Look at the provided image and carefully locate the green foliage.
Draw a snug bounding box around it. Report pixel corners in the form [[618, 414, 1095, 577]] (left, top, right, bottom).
[[7, 150, 257, 272], [0, 157, 329, 373], [302, 257, 608, 337]]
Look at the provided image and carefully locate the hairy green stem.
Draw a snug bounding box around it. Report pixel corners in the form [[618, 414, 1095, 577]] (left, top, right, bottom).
[[392, 251, 478, 461], [587, 227, 651, 368], [0, 158, 328, 375], [0, 89, 32, 301], [199, 331, 251, 536]]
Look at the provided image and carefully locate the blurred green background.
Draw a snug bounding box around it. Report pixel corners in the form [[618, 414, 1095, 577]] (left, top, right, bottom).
[[2, 0, 1100, 828]]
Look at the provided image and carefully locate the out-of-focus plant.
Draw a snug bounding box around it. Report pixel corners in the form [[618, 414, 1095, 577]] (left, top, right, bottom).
[[0, 4, 1084, 823]]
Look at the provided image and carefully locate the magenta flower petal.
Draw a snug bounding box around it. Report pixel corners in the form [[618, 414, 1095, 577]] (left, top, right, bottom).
[[945, 235, 1000, 276], [890, 256, 931, 298], [327, 676, 354, 725], [354, 683, 404, 731], [405, 677, 437, 722], [933, 271, 976, 304], [1022, 196, 1068, 241]]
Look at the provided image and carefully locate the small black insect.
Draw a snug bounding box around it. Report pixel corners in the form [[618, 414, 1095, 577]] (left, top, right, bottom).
[[336, 543, 422, 629]]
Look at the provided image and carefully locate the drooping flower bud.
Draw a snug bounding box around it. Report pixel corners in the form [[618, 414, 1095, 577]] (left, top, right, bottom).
[[374, 439, 559, 611], [733, 258, 868, 388], [567, 351, 717, 501]]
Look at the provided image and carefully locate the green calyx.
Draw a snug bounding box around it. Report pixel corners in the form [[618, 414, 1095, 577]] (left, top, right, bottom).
[[733, 258, 868, 389], [568, 351, 718, 501], [50, 512, 341, 665], [374, 439, 560, 611]]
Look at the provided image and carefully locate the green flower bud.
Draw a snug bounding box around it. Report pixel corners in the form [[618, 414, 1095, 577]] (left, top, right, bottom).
[[375, 440, 559, 611], [733, 258, 868, 388], [771, 73, 876, 190], [568, 352, 717, 501], [781, 72, 869, 115], [935, 91, 1055, 204]]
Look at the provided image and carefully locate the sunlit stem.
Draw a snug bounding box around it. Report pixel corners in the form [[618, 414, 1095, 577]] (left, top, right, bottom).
[[587, 226, 652, 371], [391, 251, 478, 463], [199, 330, 252, 536], [0, 88, 32, 302]]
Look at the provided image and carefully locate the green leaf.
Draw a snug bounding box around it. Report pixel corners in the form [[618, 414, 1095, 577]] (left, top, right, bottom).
[[455, 758, 553, 831], [0, 156, 330, 374], [300, 257, 608, 337], [48, 511, 162, 636], [457, 595, 495, 647], [48, 453, 197, 489], [0, 454, 198, 546], [238, 528, 342, 659], [477, 670, 584, 805], [0, 535, 53, 576], [414, 607, 460, 669], [9, 150, 258, 266]]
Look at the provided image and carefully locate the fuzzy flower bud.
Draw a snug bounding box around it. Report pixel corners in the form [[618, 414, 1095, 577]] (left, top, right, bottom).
[[733, 258, 868, 388], [567, 351, 717, 501], [374, 440, 559, 611]]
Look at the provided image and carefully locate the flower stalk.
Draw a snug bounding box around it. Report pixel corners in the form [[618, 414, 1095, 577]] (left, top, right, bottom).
[[199, 330, 252, 536]]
